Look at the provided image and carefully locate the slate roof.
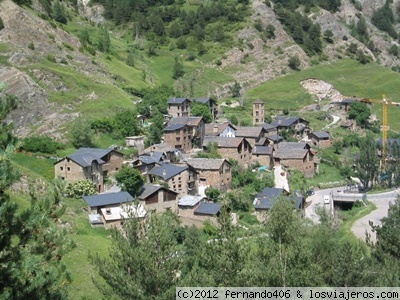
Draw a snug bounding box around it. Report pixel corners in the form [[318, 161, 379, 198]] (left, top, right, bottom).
[[204, 122, 236, 136], [271, 116, 308, 127], [274, 148, 308, 159], [278, 142, 308, 150], [253, 187, 284, 210], [163, 123, 187, 132], [167, 97, 190, 104], [194, 202, 221, 216], [253, 188, 302, 210], [310, 131, 331, 139], [265, 134, 284, 143], [62, 148, 114, 167], [147, 163, 188, 180], [137, 183, 177, 200], [260, 123, 277, 131], [186, 158, 227, 170], [82, 192, 134, 208], [235, 126, 265, 138], [253, 146, 273, 155], [178, 195, 204, 207], [253, 99, 264, 104], [255, 138, 268, 146], [203, 136, 245, 148], [167, 117, 203, 126]]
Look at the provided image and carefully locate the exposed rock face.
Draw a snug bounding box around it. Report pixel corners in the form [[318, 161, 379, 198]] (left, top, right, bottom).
[[0, 0, 107, 138], [300, 79, 344, 103]]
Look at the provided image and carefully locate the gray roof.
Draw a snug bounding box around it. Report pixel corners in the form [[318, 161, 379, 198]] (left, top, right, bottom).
[[253, 146, 273, 155], [167, 97, 190, 104], [274, 148, 308, 159], [147, 163, 188, 180], [194, 202, 221, 215], [66, 148, 114, 167], [278, 142, 308, 150], [186, 158, 227, 170], [235, 126, 265, 138], [260, 123, 277, 131], [203, 136, 247, 148], [310, 131, 331, 139], [137, 183, 177, 200], [163, 123, 186, 132], [82, 192, 134, 208], [266, 134, 284, 143], [253, 99, 264, 104], [253, 188, 302, 210], [167, 117, 203, 126], [271, 116, 308, 127], [178, 195, 204, 207]]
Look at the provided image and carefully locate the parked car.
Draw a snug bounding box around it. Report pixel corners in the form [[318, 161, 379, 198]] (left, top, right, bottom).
[[306, 189, 315, 196], [324, 195, 330, 204]]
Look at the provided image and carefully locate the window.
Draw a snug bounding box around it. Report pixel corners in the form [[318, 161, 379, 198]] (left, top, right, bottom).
[[67, 167, 70, 172], [60, 166, 64, 171], [61, 177, 65, 180], [176, 137, 181, 142]]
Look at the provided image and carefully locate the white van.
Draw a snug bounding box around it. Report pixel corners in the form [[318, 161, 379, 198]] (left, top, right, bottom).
[[324, 195, 330, 204]]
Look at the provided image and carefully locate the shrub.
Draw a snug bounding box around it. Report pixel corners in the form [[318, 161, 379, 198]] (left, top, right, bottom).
[[0, 17, 4, 30], [62, 42, 74, 51], [28, 41, 35, 50], [64, 179, 97, 198], [22, 135, 64, 154], [46, 54, 56, 62]]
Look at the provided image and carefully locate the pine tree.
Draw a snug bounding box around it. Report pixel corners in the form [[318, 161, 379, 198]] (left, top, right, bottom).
[[97, 26, 111, 52], [53, 0, 67, 24], [172, 56, 184, 79], [91, 211, 182, 299], [0, 85, 74, 299]]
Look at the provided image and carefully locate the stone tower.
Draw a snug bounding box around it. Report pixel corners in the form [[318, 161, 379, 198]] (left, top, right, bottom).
[[253, 99, 264, 125]]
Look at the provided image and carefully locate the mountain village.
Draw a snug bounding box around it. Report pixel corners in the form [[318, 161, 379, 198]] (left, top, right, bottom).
[[53, 96, 342, 229]]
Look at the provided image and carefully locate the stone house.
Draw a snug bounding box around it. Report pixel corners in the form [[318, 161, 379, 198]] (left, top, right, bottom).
[[192, 97, 218, 120], [273, 142, 315, 177], [143, 143, 178, 162], [167, 97, 191, 117], [234, 126, 267, 147], [308, 131, 333, 148], [202, 136, 253, 168], [260, 123, 278, 136], [193, 202, 221, 225], [54, 148, 124, 192], [163, 117, 205, 153], [147, 162, 189, 196], [204, 122, 236, 137], [253, 187, 302, 222], [270, 116, 309, 132], [186, 158, 232, 193], [125, 136, 145, 153], [137, 183, 179, 213], [130, 151, 165, 175], [163, 124, 192, 153], [252, 146, 273, 168], [178, 195, 206, 227], [82, 192, 146, 229]]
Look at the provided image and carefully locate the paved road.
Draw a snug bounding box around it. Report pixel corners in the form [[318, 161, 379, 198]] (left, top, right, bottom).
[[305, 187, 400, 243]]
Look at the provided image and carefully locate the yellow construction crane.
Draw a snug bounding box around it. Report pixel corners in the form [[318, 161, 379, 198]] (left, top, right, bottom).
[[357, 95, 400, 171]]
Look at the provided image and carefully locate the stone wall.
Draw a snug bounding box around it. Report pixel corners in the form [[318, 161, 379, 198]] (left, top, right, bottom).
[[164, 127, 192, 153], [252, 154, 272, 168]]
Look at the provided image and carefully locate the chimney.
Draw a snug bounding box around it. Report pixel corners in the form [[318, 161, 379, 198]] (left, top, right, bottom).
[[150, 150, 154, 157], [213, 124, 218, 134], [106, 208, 111, 215]]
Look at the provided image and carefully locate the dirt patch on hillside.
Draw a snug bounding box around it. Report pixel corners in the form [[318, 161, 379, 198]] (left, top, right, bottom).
[[300, 79, 344, 103]]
